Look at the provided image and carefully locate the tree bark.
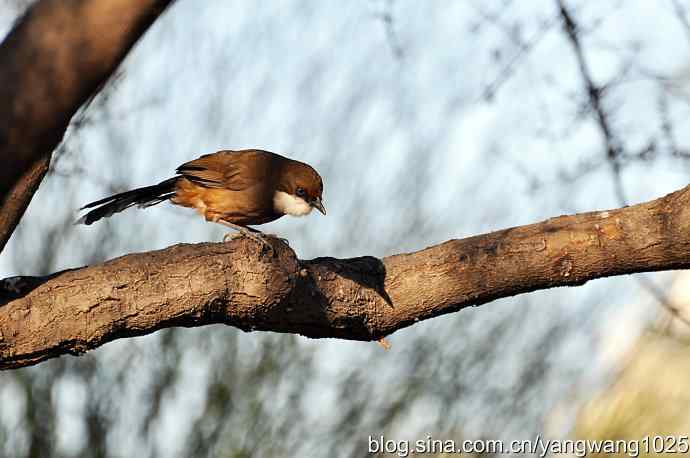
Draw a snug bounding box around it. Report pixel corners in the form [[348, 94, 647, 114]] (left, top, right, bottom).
[[0, 156, 51, 252], [0, 0, 173, 253], [2, 184, 690, 370]]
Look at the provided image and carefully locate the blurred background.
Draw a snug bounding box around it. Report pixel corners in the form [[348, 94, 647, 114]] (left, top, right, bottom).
[[2, 0, 690, 456]]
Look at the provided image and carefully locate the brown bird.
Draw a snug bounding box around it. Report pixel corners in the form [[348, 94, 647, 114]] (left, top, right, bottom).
[[77, 149, 326, 248]]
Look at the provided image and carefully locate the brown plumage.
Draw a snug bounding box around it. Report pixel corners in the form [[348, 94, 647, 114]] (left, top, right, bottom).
[[77, 150, 325, 245]]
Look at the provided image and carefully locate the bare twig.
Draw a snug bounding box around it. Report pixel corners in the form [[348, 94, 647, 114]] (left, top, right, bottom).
[[670, 0, 690, 44], [558, 0, 690, 325], [471, 3, 558, 101], [557, 0, 627, 204], [374, 0, 404, 60]]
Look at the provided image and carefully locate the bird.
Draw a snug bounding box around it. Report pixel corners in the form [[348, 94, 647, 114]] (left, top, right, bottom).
[[77, 149, 326, 249]]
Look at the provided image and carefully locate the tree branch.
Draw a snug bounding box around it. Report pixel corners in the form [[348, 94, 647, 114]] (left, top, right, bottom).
[[0, 0, 173, 253], [0, 156, 51, 252], [2, 184, 690, 370], [556, 0, 690, 323], [556, 0, 627, 204]]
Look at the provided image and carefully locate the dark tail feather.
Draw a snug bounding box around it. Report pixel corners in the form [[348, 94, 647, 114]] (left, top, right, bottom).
[[76, 178, 178, 225]]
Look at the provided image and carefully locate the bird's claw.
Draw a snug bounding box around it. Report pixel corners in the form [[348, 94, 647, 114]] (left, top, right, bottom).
[[224, 230, 275, 255]]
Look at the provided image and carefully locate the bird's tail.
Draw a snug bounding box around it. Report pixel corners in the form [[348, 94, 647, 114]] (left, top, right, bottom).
[[76, 177, 178, 225]]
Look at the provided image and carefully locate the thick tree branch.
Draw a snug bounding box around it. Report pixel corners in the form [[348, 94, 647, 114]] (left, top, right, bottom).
[[0, 0, 173, 252], [2, 185, 690, 370]]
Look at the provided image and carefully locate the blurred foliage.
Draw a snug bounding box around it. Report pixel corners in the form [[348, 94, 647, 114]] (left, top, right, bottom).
[[574, 329, 690, 444]]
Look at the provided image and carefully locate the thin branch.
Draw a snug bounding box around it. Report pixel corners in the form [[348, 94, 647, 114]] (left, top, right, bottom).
[[637, 275, 690, 327], [3, 184, 690, 370], [477, 10, 557, 102], [557, 0, 627, 204], [558, 0, 690, 324], [374, 0, 404, 60], [670, 0, 690, 44]]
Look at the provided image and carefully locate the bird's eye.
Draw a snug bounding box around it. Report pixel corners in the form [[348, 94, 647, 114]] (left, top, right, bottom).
[[296, 187, 306, 197]]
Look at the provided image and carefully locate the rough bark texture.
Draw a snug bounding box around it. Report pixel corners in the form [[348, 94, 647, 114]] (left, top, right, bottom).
[[2, 185, 690, 370], [0, 0, 173, 253]]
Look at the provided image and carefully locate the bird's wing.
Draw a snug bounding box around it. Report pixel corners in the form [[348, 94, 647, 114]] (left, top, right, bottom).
[[176, 150, 277, 191]]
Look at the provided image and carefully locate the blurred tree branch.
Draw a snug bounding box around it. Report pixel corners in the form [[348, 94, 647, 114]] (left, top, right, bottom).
[[0, 157, 50, 252], [3, 184, 690, 369], [556, 0, 690, 323], [556, 0, 627, 204], [0, 0, 173, 253]]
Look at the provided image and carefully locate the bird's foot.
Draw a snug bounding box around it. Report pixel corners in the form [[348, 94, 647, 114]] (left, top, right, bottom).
[[216, 219, 276, 254], [223, 228, 275, 254], [225, 231, 289, 247]]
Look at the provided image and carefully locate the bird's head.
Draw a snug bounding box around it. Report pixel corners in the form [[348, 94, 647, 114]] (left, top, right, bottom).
[[274, 159, 325, 217]]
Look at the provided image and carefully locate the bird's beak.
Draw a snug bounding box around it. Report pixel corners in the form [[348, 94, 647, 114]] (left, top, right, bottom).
[[312, 197, 326, 215]]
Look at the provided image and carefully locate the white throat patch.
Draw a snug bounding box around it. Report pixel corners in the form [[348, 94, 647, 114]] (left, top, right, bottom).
[[273, 191, 312, 217]]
